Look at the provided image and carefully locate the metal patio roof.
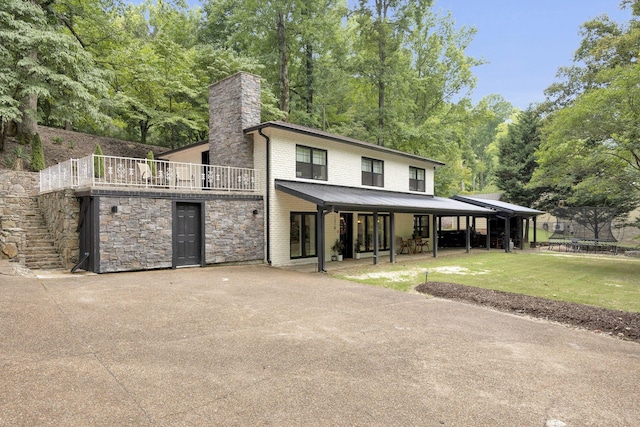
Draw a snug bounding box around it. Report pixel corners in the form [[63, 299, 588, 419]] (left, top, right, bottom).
[[452, 195, 543, 217], [275, 180, 493, 215]]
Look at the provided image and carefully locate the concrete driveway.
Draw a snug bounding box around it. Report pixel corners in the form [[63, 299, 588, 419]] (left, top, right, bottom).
[[1, 264, 638, 426]]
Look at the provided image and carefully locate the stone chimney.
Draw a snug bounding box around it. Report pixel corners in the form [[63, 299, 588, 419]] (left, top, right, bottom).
[[209, 72, 261, 169]]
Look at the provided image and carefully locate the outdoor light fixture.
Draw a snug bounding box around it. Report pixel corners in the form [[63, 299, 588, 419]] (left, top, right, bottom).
[[111, 206, 118, 214], [252, 209, 259, 216], [425, 270, 429, 283]]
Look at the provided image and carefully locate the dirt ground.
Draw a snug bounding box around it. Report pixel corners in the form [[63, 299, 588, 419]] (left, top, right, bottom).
[[1, 126, 166, 170], [415, 281, 640, 343]]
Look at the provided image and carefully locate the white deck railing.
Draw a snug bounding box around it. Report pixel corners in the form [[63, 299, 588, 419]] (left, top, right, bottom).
[[40, 154, 262, 193]]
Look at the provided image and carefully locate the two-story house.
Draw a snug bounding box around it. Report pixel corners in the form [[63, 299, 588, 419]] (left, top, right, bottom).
[[160, 72, 492, 272], [37, 72, 541, 274]]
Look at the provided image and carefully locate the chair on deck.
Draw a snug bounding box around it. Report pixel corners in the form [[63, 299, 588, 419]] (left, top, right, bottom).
[[174, 165, 194, 188], [137, 162, 153, 186], [397, 237, 412, 254]]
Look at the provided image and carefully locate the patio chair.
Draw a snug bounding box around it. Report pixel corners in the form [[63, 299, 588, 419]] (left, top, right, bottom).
[[174, 165, 194, 188], [414, 237, 429, 253], [397, 237, 412, 254], [137, 162, 153, 186]]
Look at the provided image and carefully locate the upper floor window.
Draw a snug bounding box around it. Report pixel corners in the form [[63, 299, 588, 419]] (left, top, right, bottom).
[[362, 157, 384, 187], [296, 145, 327, 180], [409, 166, 425, 192]]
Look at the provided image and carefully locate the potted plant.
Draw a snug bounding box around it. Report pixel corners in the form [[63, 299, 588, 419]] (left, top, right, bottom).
[[331, 238, 345, 261], [354, 239, 362, 259]]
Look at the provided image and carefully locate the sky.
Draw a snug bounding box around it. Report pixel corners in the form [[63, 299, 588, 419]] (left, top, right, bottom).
[[177, 0, 633, 110], [433, 0, 633, 109]]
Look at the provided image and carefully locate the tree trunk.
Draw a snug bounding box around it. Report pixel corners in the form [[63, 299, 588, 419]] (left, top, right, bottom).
[[139, 120, 151, 145], [18, 93, 38, 138], [305, 42, 314, 116], [17, 51, 39, 138], [0, 119, 6, 151], [277, 11, 290, 116]]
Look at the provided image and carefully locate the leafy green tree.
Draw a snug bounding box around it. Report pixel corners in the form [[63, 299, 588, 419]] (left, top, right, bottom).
[[534, 2, 640, 217], [0, 0, 107, 144], [467, 95, 514, 191], [349, 0, 411, 146], [200, 0, 345, 125], [30, 132, 45, 171], [495, 109, 541, 206]]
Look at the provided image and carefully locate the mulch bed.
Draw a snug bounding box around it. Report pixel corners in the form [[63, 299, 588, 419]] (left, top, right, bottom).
[[415, 282, 640, 343]]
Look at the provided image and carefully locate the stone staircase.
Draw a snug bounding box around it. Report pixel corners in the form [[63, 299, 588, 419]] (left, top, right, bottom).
[[20, 198, 63, 270]]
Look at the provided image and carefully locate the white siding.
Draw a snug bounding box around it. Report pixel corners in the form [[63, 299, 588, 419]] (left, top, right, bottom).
[[250, 127, 439, 266], [265, 129, 436, 195]]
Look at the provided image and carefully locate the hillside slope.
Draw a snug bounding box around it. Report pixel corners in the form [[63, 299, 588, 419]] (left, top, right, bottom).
[[1, 127, 168, 170]]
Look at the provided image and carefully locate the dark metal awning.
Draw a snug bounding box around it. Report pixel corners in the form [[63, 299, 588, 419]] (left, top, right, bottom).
[[276, 180, 493, 215], [452, 195, 543, 217]]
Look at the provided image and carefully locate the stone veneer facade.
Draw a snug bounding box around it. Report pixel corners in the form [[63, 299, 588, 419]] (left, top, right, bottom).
[[98, 195, 173, 272], [87, 190, 264, 273], [209, 72, 261, 169]]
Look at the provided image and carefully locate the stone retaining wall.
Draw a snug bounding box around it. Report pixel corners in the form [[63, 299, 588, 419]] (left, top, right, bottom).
[[38, 189, 80, 268], [0, 171, 39, 263]]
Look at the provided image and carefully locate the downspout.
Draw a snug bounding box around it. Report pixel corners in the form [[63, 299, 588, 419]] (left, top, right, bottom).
[[258, 128, 272, 264]]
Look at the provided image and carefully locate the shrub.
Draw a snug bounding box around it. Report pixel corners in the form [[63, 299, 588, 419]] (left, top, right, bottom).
[[146, 150, 156, 175], [30, 133, 45, 171], [94, 144, 105, 178], [52, 136, 64, 144], [12, 145, 28, 170]]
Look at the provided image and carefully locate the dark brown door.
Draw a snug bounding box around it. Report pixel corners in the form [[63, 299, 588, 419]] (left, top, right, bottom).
[[175, 203, 202, 267]]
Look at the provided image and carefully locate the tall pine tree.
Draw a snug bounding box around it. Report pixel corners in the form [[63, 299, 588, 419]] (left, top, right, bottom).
[[495, 109, 541, 206]]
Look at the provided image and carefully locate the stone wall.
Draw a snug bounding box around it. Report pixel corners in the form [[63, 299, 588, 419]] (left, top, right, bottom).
[[98, 196, 173, 273], [38, 189, 80, 268], [0, 171, 39, 262], [95, 192, 264, 273], [205, 199, 264, 264]]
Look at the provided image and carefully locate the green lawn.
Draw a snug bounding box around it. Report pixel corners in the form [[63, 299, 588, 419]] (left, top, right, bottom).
[[334, 252, 640, 312]]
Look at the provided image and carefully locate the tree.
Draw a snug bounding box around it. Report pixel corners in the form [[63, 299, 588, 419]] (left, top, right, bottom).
[[533, 2, 640, 217], [200, 0, 345, 124], [30, 132, 45, 171], [467, 95, 514, 191], [495, 109, 541, 206], [349, 0, 411, 146], [0, 0, 107, 145]]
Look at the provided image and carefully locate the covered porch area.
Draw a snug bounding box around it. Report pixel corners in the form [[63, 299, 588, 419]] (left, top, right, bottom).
[[275, 180, 493, 272], [452, 196, 544, 252]]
